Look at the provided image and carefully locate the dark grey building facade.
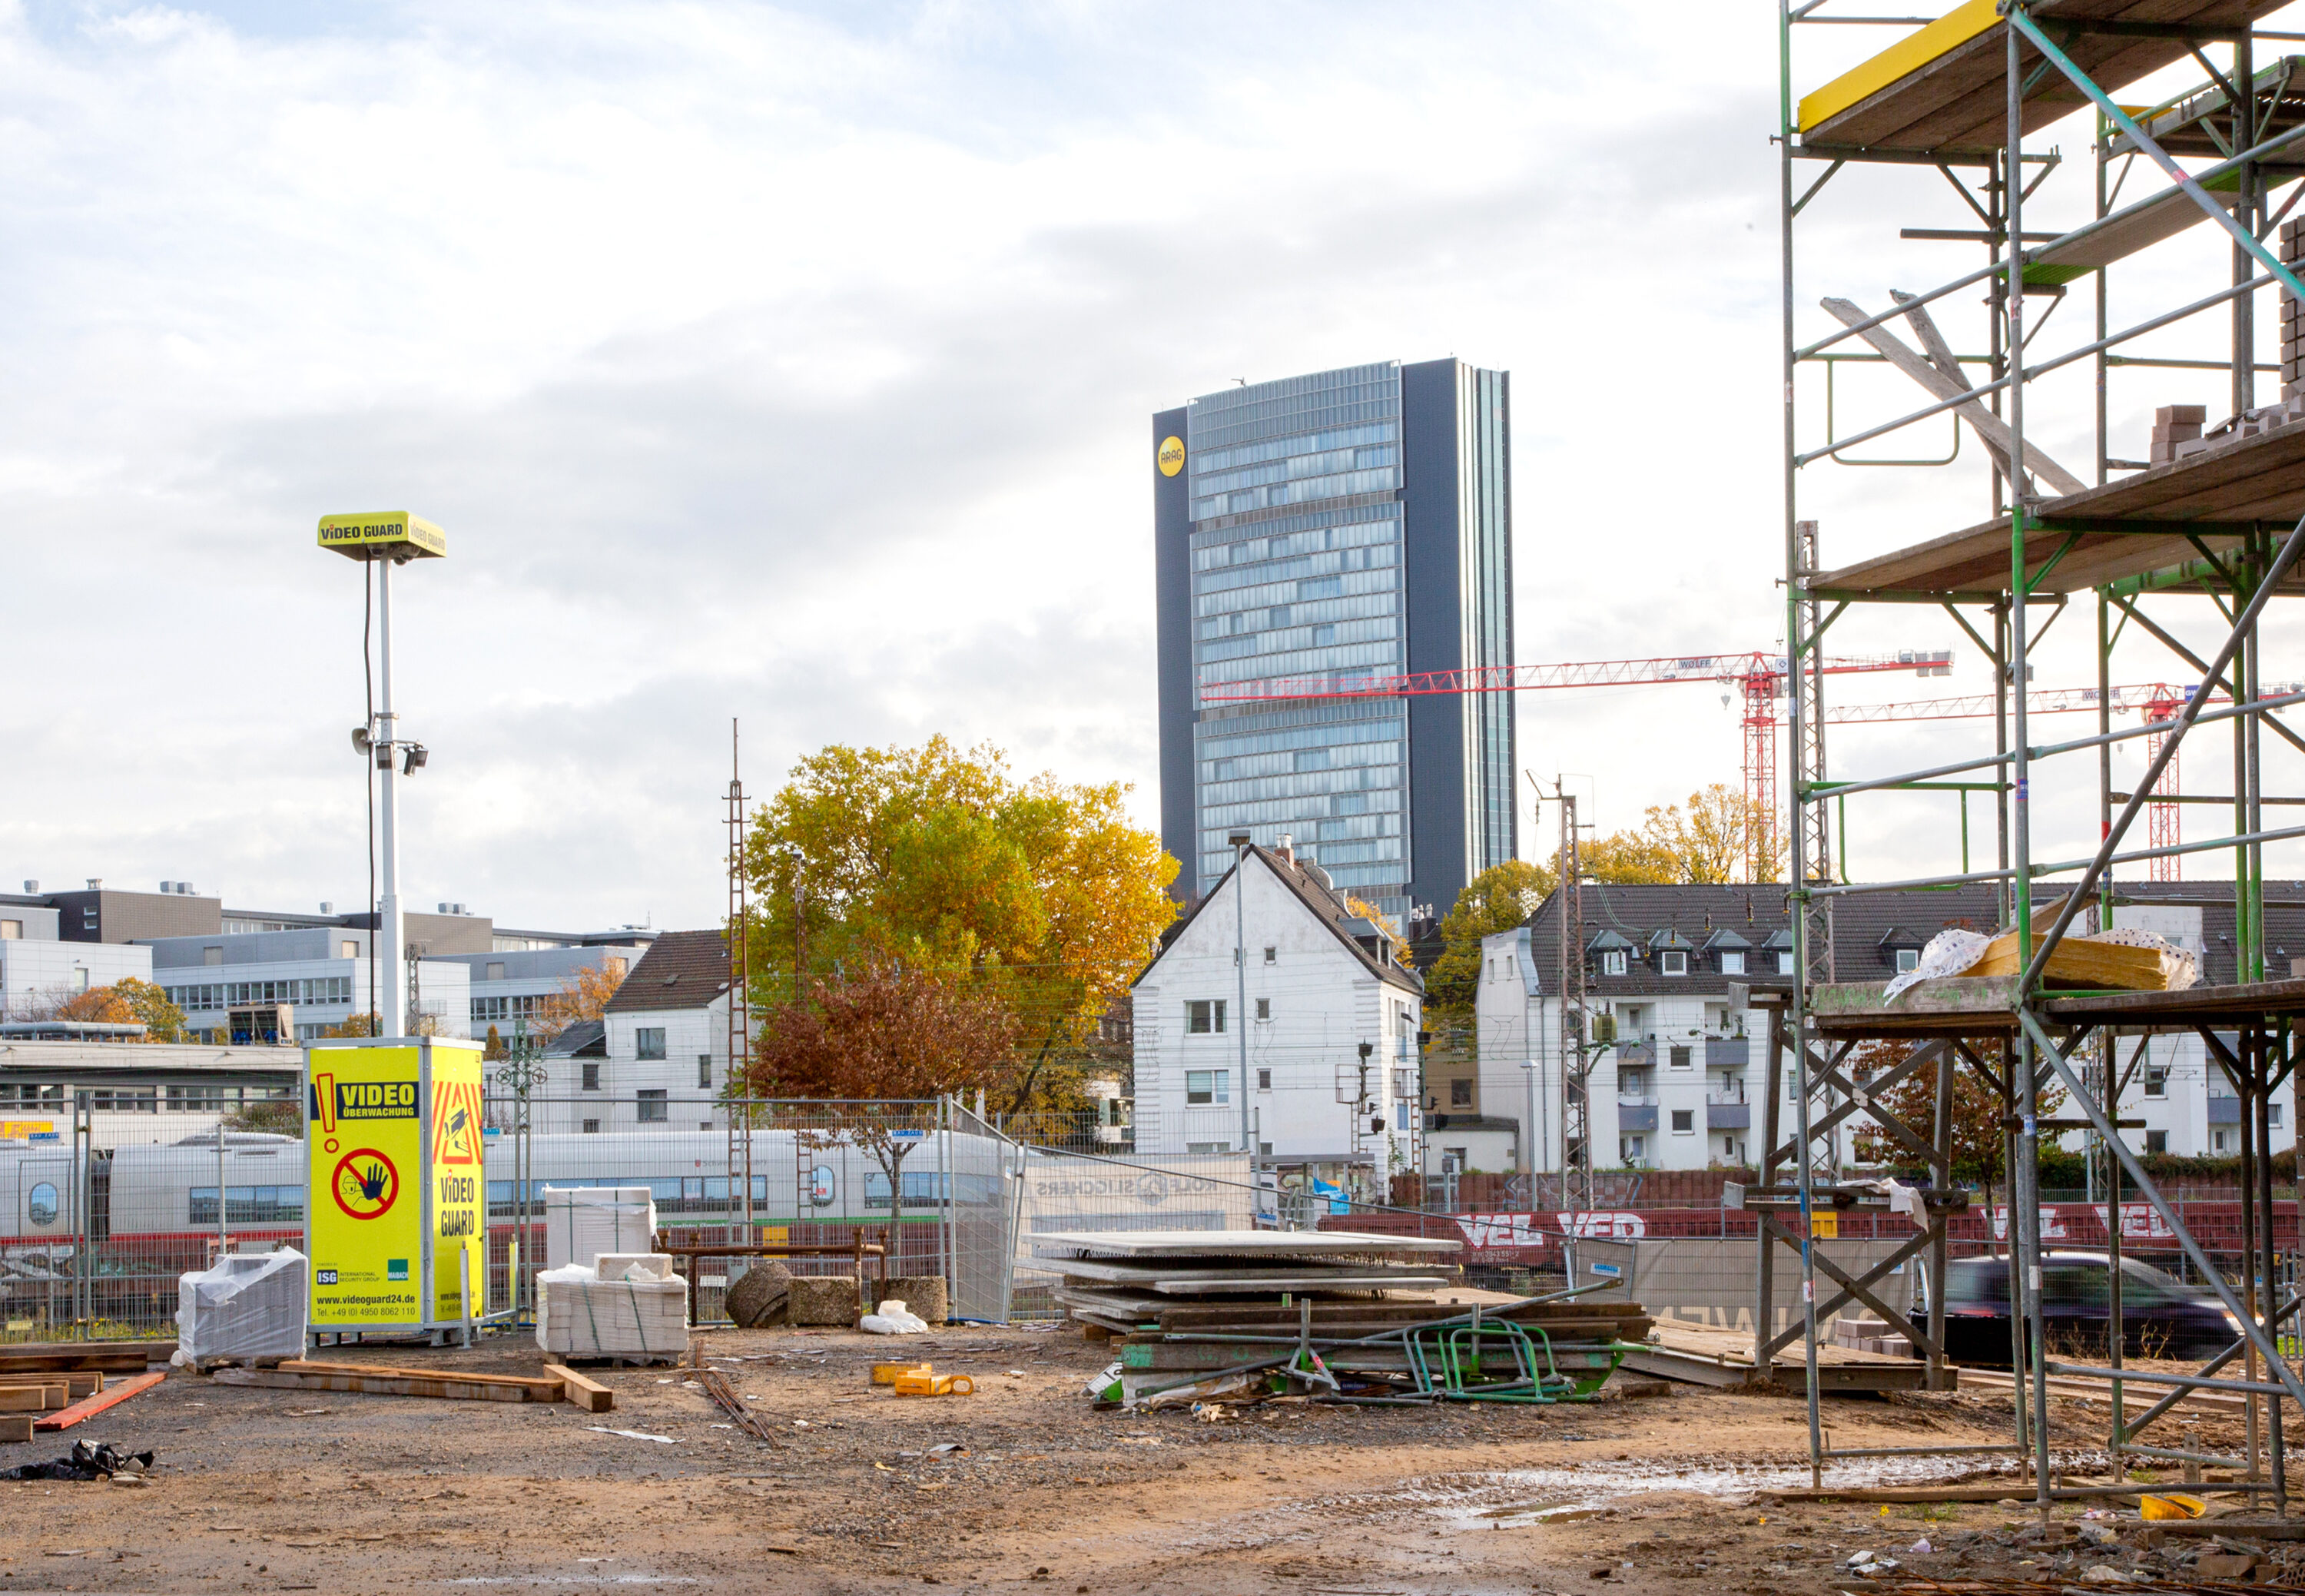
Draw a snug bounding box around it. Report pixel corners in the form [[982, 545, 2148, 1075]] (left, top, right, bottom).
[[1154, 359, 1515, 928]]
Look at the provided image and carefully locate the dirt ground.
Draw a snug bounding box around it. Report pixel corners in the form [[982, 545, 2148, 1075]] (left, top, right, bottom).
[[0, 1326, 2295, 1594]]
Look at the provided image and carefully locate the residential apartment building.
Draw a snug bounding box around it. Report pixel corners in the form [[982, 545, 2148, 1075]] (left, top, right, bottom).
[[1154, 359, 1516, 932], [569, 931, 738, 1136], [1475, 881, 2305, 1175], [1131, 840, 1422, 1202]]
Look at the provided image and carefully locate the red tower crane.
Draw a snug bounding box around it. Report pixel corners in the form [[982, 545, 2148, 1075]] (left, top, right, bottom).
[[1199, 650, 1954, 878]]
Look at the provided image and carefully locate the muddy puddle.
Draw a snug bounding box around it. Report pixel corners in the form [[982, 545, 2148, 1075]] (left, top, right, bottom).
[[1414, 1451, 2108, 1528]]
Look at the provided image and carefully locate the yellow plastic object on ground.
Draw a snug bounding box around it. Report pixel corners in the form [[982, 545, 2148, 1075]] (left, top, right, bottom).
[[894, 1371, 975, 1397], [2141, 1493, 2208, 1521], [872, 1362, 930, 1386]]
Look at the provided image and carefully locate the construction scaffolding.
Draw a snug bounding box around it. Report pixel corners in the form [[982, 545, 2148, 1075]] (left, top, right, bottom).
[[1776, 0, 2305, 1504]]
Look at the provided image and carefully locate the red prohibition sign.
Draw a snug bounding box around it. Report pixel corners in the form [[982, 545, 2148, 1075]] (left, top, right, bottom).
[[330, 1148, 401, 1220]]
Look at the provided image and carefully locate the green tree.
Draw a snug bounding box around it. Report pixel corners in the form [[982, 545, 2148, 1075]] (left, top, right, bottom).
[[1583, 784, 1783, 884], [1425, 859, 1557, 1015], [55, 977, 187, 1041], [742, 735, 1178, 1113]]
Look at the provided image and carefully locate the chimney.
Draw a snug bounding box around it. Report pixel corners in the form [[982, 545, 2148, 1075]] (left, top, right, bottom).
[[22, 881, 36, 894], [1276, 833, 1295, 866], [85, 878, 101, 891]]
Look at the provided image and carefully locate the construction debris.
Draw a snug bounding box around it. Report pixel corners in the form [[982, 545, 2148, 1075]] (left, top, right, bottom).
[[691, 1367, 778, 1443], [1040, 1230, 1639, 1407], [2, 1441, 154, 1482]]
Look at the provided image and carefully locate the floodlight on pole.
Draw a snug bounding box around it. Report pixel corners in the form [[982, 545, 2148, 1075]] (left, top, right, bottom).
[[320, 511, 446, 1038]]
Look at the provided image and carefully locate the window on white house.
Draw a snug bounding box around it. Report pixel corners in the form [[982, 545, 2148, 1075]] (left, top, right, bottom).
[[1601, 950, 1627, 977], [581, 1063, 601, 1091], [698, 1056, 713, 1089], [2273, 1102, 2285, 1126], [0, 921, 18, 940], [1257, 1069, 1271, 1090], [2145, 1064, 2167, 1098], [1186, 1070, 1229, 1106], [73, 968, 91, 992], [1660, 950, 1688, 977], [1671, 1110, 1694, 1133], [582, 1118, 600, 1134], [635, 1027, 667, 1060], [2213, 1129, 2230, 1153], [638, 1090, 668, 1123], [1255, 997, 1271, 1021], [1186, 1000, 1226, 1034], [1450, 1079, 1472, 1107], [1620, 1135, 1647, 1163], [1895, 948, 1921, 974], [2146, 1129, 2167, 1153], [1670, 1045, 1692, 1069], [1720, 950, 1746, 975], [1263, 947, 1276, 964], [340, 940, 359, 959]]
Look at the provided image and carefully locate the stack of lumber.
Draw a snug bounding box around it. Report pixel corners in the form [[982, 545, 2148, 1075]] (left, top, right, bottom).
[[1041, 1229, 1464, 1334], [210, 1359, 612, 1412], [0, 1342, 169, 1442]]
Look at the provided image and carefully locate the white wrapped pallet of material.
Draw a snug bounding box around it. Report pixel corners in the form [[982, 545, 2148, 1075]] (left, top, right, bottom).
[[541, 1186, 658, 1272], [174, 1248, 310, 1365], [594, 1253, 676, 1282], [536, 1261, 688, 1359]]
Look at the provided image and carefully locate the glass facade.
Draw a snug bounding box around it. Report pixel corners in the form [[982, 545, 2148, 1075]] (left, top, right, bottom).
[[1188, 365, 1411, 915]]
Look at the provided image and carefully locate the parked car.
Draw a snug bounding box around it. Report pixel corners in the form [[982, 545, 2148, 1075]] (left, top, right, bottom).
[[1939, 1250, 2242, 1364]]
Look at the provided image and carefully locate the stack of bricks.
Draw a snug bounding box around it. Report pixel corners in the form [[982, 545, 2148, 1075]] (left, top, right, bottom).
[[2150, 403, 2205, 463], [2286, 217, 2305, 400]]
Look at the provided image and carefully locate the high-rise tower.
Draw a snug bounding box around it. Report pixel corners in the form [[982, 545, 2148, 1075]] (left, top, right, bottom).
[[1154, 359, 1515, 929]]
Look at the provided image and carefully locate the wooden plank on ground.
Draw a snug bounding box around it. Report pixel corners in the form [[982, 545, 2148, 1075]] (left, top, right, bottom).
[[0, 1385, 65, 1412], [35, 1371, 164, 1432], [280, 1360, 564, 1397], [0, 1343, 167, 1375], [0, 1372, 101, 1398], [542, 1363, 615, 1413], [0, 1414, 30, 1444], [213, 1368, 562, 1404]]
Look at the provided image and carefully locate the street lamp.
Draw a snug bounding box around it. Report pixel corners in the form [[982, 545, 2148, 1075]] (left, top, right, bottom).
[[320, 510, 446, 1037]]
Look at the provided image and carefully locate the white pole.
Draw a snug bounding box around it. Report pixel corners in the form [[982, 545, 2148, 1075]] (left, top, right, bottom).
[[377, 556, 406, 1037], [1235, 839, 1250, 1156]]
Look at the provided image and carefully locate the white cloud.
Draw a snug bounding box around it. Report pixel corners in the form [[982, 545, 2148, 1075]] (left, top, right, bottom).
[[4, 0, 2300, 929]]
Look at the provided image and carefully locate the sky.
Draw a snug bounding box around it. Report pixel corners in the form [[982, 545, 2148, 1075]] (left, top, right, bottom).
[[5, 0, 2303, 934]]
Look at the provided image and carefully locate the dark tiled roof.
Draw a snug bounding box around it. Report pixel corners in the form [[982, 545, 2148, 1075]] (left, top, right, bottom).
[[1511, 880, 2305, 994], [1136, 846, 1422, 996], [544, 1019, 607, 1058], [603, 928, 731, 1013]]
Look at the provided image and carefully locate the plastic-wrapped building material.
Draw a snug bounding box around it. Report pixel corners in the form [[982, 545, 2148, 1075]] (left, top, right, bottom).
[[536, 1260, 688, 1359], [174, 1248, 309, 1365], [542, 1186, 658, 1272], [594, 1253, 675, 1282]]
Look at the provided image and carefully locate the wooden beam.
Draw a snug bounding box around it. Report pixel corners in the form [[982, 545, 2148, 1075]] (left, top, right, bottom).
[[542, 1363, 615, 1414], [0, 1415, 29, 1445], [1822, 296, 2088, 496], [211, 1368, 562, 1404], [0, 1385, 65, 1412], [278, 1360, 564, 1398], [35, 1371, 164, 1432], [0, 1372, 101, 1399]]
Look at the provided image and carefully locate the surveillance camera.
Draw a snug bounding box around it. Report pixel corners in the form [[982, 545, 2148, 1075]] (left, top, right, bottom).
[[402, 744, 429, 775]]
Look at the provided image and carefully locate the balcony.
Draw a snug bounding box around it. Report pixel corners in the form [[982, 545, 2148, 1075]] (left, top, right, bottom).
[[1706, 1101, 1752, 1130], [1615, 1041, 1653, 1068], [2208, 1097, 2242, 1125], [1705, 1037, 1749, 1069], [1617, 1103, 1658, 1133]]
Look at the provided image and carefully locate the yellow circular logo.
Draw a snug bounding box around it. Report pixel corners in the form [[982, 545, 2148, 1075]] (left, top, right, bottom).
[[1157, 436, 1185, 477]]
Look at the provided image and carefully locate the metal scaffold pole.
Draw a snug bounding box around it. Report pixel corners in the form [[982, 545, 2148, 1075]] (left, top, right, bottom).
[[1775, 2, 2305, 1499]]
